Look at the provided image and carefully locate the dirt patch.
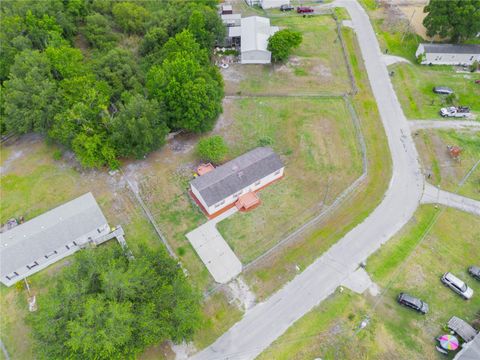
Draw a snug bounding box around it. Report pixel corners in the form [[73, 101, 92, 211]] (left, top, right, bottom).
[[431, 132, 456, 180], [213, 98, 235, 133], [312, 63, 333, 78], [0, 149, 25, 175], [227, 276, 256, 311], [409, 263, 426, 287], [221, 64, 246, 83]]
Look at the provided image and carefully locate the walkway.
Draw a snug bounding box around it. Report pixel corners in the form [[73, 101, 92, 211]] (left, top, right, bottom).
[[186, 207, 242, 284], [190, 0, 425, 358], [422, 183, 480, 216], [410, 120, 480, 131]]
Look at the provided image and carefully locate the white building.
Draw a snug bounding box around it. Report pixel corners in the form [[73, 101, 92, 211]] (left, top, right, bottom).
[[240, 16, 279, 64], [0, 193, 110, 287], [244, 0, 289, 9], [190, 147, 284, 216], [415, 43, 480, 66]]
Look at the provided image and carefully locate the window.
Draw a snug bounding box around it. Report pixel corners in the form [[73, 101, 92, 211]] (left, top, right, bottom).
[[6, 272, 19, 281], [44, 250, 58, 259], [470, 56, 474, 61], [65, 241, 77, 250], [26, 261, 39, 270]]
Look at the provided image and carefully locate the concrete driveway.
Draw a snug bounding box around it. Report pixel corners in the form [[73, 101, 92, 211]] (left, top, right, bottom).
[[186, 207, 242, 284]]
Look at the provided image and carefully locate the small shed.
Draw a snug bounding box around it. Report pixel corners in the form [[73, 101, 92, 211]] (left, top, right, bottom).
[[240, 16, 279, 64], [448, 316, 478, 342], [453, 333, 480, 360]]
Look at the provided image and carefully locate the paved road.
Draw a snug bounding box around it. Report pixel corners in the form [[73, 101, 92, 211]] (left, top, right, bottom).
[[422, 183, 480, 216], [410, 120, 480, 131], [191, 1, 424, 358]]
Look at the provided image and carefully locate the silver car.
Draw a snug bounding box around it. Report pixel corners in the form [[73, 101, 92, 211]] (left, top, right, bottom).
[[441, 272, 474, 299]]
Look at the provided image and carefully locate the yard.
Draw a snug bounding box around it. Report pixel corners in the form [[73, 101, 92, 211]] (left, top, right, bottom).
[[216, 97, 363, 263], [222, 14, 351, 96], [414, 129, 480, 201], [390, 63, 480, 119], [257, 205, 480, 359]]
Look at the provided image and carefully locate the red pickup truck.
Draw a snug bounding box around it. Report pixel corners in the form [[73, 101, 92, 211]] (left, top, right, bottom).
[[297, 6, 314, 13]]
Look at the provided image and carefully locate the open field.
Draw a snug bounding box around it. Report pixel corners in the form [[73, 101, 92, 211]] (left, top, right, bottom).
[[241, 26, 392, 300], [258, 206, 480, 359], [222, 15, 351, 96], [217, 97, 362, 263], [414, 129, 480, 201], [389, 63, 480, 120]]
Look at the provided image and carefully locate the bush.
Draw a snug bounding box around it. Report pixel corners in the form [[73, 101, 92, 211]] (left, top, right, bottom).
[[470, 60, 479, 73], [258, 136, 274, 147], [197, 135, 228, 163], [52, 149, 62, 160], [267, 29, 303, 63]]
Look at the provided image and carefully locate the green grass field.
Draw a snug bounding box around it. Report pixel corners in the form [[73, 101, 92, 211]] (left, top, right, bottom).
[[216, 97, 362, 263], [414, 130, 480, 201], [223, 15, 351, 96], [258, 206, 480, 359], [390, 63, 480, 119]]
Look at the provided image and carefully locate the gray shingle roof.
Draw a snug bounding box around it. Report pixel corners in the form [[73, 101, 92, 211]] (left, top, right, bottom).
[[448, 316, 478, 342], [0, 193, 108, 278], [454, 333, 480, 360], [422, 43, 480, 55], [191, 147, 284, 207]]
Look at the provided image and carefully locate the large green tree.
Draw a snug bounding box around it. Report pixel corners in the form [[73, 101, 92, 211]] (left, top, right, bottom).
[[268, 29, 303, 63], [423, 0, 480, 42], [111, 95, 169, 158], [29, 246, 201, 360], [83, 12, 118, 49], [3, 50, 58, 133], [112, 2, 149, 34]]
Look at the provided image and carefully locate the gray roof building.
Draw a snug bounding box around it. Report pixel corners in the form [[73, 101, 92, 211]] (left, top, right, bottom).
[[422, 43, 480, 55], [453, 333, 480, 360], [0, 193, 110, 287], [191, 147, 284, 207]]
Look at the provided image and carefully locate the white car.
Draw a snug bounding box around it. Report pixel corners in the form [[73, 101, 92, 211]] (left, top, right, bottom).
[[441, 272, 474, 299], [440, 106, 470, 118]]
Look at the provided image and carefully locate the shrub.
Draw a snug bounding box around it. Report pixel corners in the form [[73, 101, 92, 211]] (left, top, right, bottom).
[[268, 29, 303, 63], [258, 136, 274, 147], [197, 135, 228, 163]]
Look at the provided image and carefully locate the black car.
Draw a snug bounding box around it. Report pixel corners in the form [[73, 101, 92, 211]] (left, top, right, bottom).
[[433, 86, 454, 95], [397, 293, 429, 314], [469, 266, 480, 281], [280, 4, 294, 11]]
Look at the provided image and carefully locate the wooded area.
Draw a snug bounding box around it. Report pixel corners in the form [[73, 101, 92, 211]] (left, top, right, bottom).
[[28, 246, 201, 359], [0, 0, 225, 168]]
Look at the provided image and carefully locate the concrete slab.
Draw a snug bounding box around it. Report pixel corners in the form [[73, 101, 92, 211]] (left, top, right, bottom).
[[186, 208, 242, 284], [341, 267, 373, 294]]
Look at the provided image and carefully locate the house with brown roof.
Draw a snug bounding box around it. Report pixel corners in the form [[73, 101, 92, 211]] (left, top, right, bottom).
[[190, 147, 284, 217]]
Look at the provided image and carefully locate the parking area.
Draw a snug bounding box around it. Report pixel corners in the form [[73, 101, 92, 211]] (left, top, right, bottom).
[[186, 208, 242, 284]]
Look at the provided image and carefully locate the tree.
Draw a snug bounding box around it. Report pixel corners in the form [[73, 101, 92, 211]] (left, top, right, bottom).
[[147, 55, 223, 133], [423, 0, 480, 42], [28, 246, 201, 360], [197, 135, 228, 163], [268, 29, 303, 63], [112, 2, 149, 34], [3, 50, 58, 134], [111, 95, 169, 158], [83, 13, 118, 49], [92, 48, 142, 102], [45, 45, 85, 80]]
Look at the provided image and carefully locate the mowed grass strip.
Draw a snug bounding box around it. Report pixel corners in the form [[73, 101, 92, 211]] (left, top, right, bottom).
[[223, 15, 350, 96], [257, 206, 480, 359], [414, 129, 480, 201], [242, 26, 392, 300], [217, 97, 363, 263], [390, 63, 480, 119]]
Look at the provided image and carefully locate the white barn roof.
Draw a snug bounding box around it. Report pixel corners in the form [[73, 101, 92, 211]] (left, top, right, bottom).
[[240, 16, 279, 53], [0, 193, 109, 286]]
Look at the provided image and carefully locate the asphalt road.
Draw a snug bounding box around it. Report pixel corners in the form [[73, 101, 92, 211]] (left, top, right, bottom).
[[190, 1, 425, 358]]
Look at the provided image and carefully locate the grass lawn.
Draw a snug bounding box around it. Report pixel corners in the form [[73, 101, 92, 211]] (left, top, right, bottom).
[[258, 206, 480, 359], [241, 26, 392, 300], [414, 129, 480, 200], [390, 63, 480, 119], [222, 15, 351, 96], [216, 97, 363, 263]]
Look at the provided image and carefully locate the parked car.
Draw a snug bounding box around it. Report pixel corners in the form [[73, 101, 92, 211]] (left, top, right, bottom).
[[280, 4, 294, 11], [468, 266, 480, 281], [433, 86, 454, 95], [440, 106, 470, 118], [397, 293, 429, 314], [441, 272, 474, 299], [297, 6, 314, 13]]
